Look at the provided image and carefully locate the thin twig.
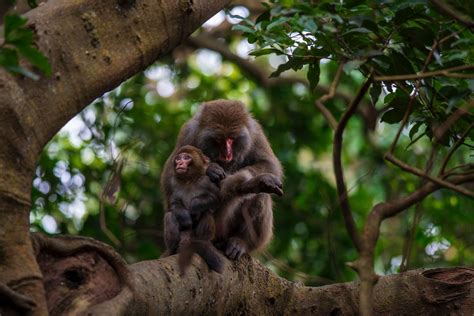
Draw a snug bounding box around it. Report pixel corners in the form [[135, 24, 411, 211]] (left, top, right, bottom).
[[439, 123, 474, 175], [429, 0, 474, 28], [314, 102, 338, 130], [333, 76, 373, 252], [400, 147, 437, 272], [433, 102, 473, 143], [378, 172, 474, 220], [374, 65, 474, 81], [385, 153, 474, 198], [313, 63, 344, 130]]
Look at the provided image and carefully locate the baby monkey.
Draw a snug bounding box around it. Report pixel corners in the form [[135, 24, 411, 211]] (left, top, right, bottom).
[[163, 145, 224, 273]]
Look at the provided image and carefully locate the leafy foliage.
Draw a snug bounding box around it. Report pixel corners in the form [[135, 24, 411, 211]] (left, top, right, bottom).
[[1, 13, 51, 79], [235, 0, 474, 146]]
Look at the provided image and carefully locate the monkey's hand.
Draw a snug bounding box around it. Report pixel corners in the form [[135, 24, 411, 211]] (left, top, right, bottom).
[[225, 237, 247, 260], [174, 209, 193, 231], [239, 174, 283, 196], [207, 162, 226, 184], [190, 196, 217, 222]]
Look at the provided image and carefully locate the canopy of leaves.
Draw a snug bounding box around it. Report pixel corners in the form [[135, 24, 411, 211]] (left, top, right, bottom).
[[27, 0, 473, 285]]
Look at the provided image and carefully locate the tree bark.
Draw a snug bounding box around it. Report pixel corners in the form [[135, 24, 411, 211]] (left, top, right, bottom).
[[0, 0, 229, 314], [30, 234, 474, 315]]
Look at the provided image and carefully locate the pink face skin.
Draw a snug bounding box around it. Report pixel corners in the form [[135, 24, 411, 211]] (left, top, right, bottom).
[[219, 138, 233, 163], [175, 152, 192, 174]]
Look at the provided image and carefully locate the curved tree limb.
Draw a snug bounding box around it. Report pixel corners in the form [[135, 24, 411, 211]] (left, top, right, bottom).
[[26, 234, 474, 315], [333, 76, 373, 253]]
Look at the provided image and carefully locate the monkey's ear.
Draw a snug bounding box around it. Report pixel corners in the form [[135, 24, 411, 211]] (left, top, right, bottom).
[[203, 156, 210, 165]]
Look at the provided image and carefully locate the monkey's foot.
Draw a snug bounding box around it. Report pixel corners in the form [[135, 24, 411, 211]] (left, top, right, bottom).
[[0, 283, 36, 311], [225, 237, 247, 260]]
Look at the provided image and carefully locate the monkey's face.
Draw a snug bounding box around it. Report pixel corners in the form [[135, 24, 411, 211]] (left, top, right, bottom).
[[174, 152, 192, 175], [197, 127, 251, 167]]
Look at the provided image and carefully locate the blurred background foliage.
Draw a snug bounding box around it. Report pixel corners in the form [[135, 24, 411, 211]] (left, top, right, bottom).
[[25, 0, 473, 285]]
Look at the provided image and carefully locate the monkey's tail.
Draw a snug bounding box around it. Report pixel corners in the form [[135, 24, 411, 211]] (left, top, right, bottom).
[[178, 240, 225, 274]]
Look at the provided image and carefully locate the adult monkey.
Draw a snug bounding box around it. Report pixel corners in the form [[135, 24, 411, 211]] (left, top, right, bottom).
[[161, 100, 283, 260]]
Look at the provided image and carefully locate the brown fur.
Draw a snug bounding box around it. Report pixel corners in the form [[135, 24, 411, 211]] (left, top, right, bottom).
[[161, 100, 283, 261], [162, 146, 224, 273]]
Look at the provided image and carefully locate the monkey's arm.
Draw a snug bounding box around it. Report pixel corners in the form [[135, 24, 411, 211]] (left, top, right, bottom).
[[237, 173, 283, 196], [160, 152, 177, 210], [189, 180, 220, 222], [221, 127, 283, 199], [162, 212, 180, 256]]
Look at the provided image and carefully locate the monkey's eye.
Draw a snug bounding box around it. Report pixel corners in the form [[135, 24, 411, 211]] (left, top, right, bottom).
[[175, 153, 192, 163]]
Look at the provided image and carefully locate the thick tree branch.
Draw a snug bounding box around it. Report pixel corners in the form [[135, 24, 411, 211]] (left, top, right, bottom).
[[30, 234, 474, 315], [2, 0, 230, 154]]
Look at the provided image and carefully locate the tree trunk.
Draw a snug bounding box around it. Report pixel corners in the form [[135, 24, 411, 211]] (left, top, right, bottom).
[[30, 234, 474, 315], [0, 0, 229, 314]]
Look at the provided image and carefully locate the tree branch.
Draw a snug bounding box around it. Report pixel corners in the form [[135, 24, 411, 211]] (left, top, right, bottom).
[[1, 0, 231, 152], [429, 0, 474, 28], [314, 63, 344, 130], [439, 122, 474, 175], [333, 76, 373, 252], [374, 65, 474, 81], [385, 153, 474, 199], [30, 234, 474, 315], [382, 172, 474, 220]]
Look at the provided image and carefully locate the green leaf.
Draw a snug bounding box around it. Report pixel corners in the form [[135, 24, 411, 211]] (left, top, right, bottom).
[[232, 24, 255, 34], [307, 62, 320, 92], [28, 0, 37, 8], [4, 14, 27, 38], [343, 59, 366, 73], [409, 122, 423, 140], [266, 17, 291, 31], [0, 47, 19, 67], [369, 83, 381, 106], [6, 27, 34, 45], [249, 48, 284, 57], [270, 57, 304, 78], [342, 27, 372, 36], [381, 93, 410, 124], [256, 10, 271, 24], [17, 44, 51, 75]]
